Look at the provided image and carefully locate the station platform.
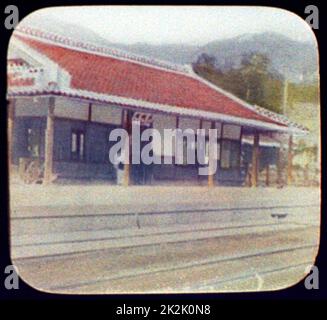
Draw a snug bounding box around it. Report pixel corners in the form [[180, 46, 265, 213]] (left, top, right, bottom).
[[9, 184, 320, 259]]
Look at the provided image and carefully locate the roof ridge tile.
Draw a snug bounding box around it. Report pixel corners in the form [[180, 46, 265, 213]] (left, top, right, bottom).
[[15, 26, 192, 75]]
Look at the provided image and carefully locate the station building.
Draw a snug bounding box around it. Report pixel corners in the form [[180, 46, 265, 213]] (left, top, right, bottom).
[[7, 27, 307, 186]]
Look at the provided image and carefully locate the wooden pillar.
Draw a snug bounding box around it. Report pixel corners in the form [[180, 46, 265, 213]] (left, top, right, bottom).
[[87, 102, 92, 122], [265, 164, 270, 187], [287, 134, 293, 185], [7, 98, 16, 171], [43, 97, 55, 185], [276, 146, 282, 186], [122, 109, 131, 186], [251, 131, 260, 187], [208, 121, 215, 187], [174, 116, 179, 180], [197, 119, 202, 185], [208, 170, 214, 187]]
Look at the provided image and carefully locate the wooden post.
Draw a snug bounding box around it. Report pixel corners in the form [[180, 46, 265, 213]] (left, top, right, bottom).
[[122, 109, 130, 186], [43, 97, 55, 185], [197, 119, 202, 185], [87, 102, 92, 122], [7, 98, 16, 171], [123, 158, 130, 186], [265, 165, 270, 187], [208, 121, 215, 187], [251, 131, 260, 187], [287, 134, 293, 185], [208, 170, 214, 187], [174, 116, 179, 180], [276, 146, 282, 186]]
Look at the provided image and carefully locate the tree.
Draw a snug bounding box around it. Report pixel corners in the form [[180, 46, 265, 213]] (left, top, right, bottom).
[[195, 53, 217, 69], [239, 53, 270, 105], [193, 52, 283, 113]]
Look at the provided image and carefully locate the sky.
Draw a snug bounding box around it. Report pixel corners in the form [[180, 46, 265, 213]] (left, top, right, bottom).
[[21, 6, 315, 45]]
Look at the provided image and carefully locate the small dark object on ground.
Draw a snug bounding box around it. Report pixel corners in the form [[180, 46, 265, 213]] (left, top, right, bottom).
[[271, 213, 288, 219]]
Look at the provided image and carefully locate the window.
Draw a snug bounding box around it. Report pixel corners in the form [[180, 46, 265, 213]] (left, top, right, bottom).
[[27, 127, 41, 158], [181, 135, 196, 165], [71, 130, 85, 161], [220, 140, 240, 169], [196, 137, 209, 166], [197, 135, 220, 166]]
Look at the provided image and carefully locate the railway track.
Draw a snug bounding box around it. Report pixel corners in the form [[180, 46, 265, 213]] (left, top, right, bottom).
[[50, 243, 318, 291], [11, 203, 319, 220], [12, 202, 319, 260], [13, 221, 314, 248], [177, 261, 313, 291]]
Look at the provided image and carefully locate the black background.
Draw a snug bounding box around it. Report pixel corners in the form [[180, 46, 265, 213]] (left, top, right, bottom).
[[0, 0, 325, 316]]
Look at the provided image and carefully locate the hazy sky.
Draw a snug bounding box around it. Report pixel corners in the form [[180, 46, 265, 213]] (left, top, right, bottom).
[[22, 6, 315, 45]]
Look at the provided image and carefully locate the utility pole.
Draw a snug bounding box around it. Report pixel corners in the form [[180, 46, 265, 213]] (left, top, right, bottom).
[[287, 135, 293, 185], [251, 131, 260, 187], [282, 78, 289, 116]]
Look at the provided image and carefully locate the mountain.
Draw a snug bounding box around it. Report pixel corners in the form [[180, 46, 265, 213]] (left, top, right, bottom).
[[200, 32, 318, 83], [17, 15, 318, 83], [116, 32, 318, 83]]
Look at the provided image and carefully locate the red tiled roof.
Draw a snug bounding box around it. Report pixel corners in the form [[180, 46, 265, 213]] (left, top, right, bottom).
[[12, 34, 285, 126]]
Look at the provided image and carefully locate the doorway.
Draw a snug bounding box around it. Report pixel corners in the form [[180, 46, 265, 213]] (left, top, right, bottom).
[[130, 120, 153, 185]]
